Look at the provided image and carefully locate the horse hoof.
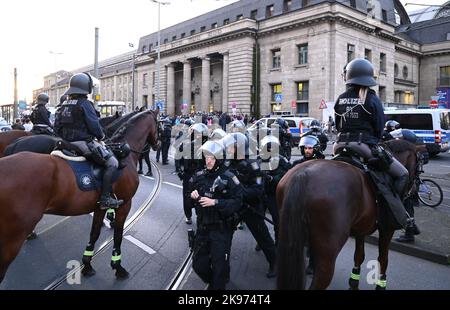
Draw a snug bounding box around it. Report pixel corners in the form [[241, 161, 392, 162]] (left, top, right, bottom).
[[115, 267, 129, 279], [375, 285, 386, 291], [82, 267, 96, 277], [348, 278, 359, 290]]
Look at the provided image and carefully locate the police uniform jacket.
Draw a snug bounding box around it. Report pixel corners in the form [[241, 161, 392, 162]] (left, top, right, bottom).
[[31, 104, 52, 127], [262, 155, 291, 195]]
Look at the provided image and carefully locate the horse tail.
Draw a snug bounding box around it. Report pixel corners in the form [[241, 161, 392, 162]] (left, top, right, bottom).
[[277, 170, 309, 290]]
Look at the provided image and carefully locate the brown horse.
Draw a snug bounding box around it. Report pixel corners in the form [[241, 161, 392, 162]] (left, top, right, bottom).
[[0, 110, 160, 284], [276, 139, 419, 290], [0, 130, 32, 156]]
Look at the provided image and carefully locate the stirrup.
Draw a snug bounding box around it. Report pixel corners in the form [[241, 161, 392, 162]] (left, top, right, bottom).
[[98, 197, 124, 210]]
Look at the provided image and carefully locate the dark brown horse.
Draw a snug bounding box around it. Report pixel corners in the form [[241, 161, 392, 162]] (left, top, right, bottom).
[[276, 139, 419, 290], [0, 110, 160, 284]]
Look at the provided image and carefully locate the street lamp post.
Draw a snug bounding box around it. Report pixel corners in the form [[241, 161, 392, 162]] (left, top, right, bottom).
[[129, 43, 137, 112], [150, 0, 170, 110]]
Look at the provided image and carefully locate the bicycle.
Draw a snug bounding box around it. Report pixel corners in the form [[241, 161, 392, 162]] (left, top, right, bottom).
[[417, 177, 443, 208]]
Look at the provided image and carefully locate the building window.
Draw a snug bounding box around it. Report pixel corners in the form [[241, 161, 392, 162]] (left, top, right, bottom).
[[223, 19, 229, 25], [297, 81, 309, 101], [164, 38, 168, 44], [172, 36, 176, 41], [143, 73, 148, 88], [364, 48, 372, 62], [211, 23, 218, 29], [190, 29, 196, 35], [394, 63, 399, 77], [271, 84, 282, 102], [302, 0, 309, 7], [236, 14, 243, 20], [200, 26, 206, 32], [298, 44, 308, 65], [181, 33, 185, 38], [347, 44, 355, 63], [379, 86, 386, 102], [142, 45, 147, 53], [350, 0, 356, 8], [266, 5, 274, 18], [272, 49, 281, 69], [439, 66, 450, 86], [283, 0, 292, 12], [382, 9, 388, 22], [402, 65, 408, 79], [380, 53, 387, 73], [250, 9, 258, 20], [149, 44, 153, 51], [152, 72, 156, 87], [404, 92, 414, 104]]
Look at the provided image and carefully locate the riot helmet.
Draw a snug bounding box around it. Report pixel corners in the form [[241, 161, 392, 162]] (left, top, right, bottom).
[[189, 123, 209, 143], [37, 93, 49, 105], [200, 140, 224, 170], [229, 120, 246, 133], [309, 119, 321, 130], [299, 135, 321, 157], [65, 72, 96, 96], [221, 132, 248, 160], [385, 120, 400, 132], [277, 118, 288, 129], [259, 135, 280, 159], [209, 128, 227, 141], [345, 58, 377, 87]]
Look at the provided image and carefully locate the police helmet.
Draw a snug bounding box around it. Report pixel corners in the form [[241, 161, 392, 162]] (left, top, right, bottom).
[[385, 120, 400, 132], [221, 132, 248, 159], [309, 119, 321, 130], [277, 118, 289, 129], [65, 72, 95, 96], [163, 117, 172, 126], [209, 128, 227, 141], [230, 120, 246, 132], [37, 93, 49, 105], [260, 135, 280, 158], [200, 140, 224, 160], [189, 123, 209, 143], [345, 58, 377, 87], [184, 119, 193, 127], [299, 135, 321, 156], [180, 118, 185, 124]]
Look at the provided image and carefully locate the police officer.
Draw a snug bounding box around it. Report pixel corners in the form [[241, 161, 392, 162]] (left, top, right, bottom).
[[292, 135, 325, 167], [55, 72, 123, 210], [178, 123, 208, 224], [259, 135, 291, 244], [30, 93, 53, 134], [274, 118, 292, 161], [333, 58, 410, 211], [229, 119, 246, 133], [221, 132, 277, 278], [382, 120, 401, 141], [303, 119, 329, 152], [189, 140, 243, 290], [161, 117, 172, 165]]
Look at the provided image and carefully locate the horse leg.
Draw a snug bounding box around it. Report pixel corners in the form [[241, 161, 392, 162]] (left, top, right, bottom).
[[309, 248, 339, 290], [348, 236, 365, 290], [376, 229, 394, 290], [110, 203, 130, 279], [0, 236, 27, 284], [81, 210, 106, 277]]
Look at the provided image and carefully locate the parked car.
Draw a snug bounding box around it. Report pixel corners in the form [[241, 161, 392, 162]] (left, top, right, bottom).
[[0, 118, 12, 132]]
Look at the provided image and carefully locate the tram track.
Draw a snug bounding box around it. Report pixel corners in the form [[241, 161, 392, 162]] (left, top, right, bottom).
[[44, 161, 162, 290]]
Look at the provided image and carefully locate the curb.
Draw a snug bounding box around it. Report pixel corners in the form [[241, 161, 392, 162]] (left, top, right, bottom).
[[365, 235, 450, 265]]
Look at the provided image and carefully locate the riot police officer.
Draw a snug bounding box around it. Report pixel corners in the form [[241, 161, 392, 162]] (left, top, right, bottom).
[[30, 93, 53, 134], [189, 140, 243, 290], [259, 135, 291, 244], [292, 135, 325, 167], [160, 117, 172, 165], [178, 123, 208, 224], [221, 132, 277, 278], [274, 118, 292, 161], [333, 58, 410, 217], [55, 72, 123, 210], [382, 120, 401, 141], [303, 119, 328, 152]]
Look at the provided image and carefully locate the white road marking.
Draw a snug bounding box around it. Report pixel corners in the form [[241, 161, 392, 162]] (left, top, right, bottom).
[[124, 235, 156, 255], [143, 175, 155, 180], [163, 182, 183, 189], [37, 216, 71, 236], [439, 165, 450, 168]]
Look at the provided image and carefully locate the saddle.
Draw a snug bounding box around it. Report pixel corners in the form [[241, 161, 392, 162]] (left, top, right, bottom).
[[333, 147, 407, 231]]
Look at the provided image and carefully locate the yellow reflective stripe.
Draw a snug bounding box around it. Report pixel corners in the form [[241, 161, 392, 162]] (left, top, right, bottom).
[[350, 272, 360, 281], [111, 254, 121, 262], [377, 279, 387, 288], [84, 250, 94, 257]]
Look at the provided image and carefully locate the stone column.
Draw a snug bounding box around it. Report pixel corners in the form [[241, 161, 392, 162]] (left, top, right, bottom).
[[183, 60, 192, 114], [222, 52, 229, 113], [166, 63, 175, 116], [201, 57, 211, 113]]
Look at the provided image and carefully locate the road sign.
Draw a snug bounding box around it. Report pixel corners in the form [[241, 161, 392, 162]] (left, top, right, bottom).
[[319, 99, 327, 110], [275, 94, 282, 103], [231, 102, 237, 109], [156, 101, 164, 110], [291, 100, 297, 109]]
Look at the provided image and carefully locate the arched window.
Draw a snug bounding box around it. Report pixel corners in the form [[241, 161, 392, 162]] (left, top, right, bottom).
[[402, 65, 408, 79], [394, 63, 399, 77]]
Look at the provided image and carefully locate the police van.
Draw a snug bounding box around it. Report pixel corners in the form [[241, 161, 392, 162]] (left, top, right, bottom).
[[384, 108, 450, 156]]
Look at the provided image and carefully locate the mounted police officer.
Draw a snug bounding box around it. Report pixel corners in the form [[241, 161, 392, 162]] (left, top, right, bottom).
[[303, 119, 329, 152], [259, 135, 291, 244], [178, 123, 208, 224], [292, 135, 325, 167], [221, 132, 277, 278], [55, 72, 123, 210], [333, 58, 410, 207], [189, 140, 243, 290], [30, 93, 53, 135]]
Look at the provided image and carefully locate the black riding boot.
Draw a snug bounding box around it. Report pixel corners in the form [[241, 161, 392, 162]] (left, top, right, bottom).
[[98, 167, 124, 210], [396, 219, 416, 243]]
